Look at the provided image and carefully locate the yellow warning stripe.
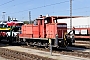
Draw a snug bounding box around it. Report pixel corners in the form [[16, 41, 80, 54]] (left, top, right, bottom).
[[64, 32, 67, 40], [0, 28, 11, 30]]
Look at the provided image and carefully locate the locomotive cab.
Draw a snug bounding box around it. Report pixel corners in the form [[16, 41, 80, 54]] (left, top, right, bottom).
[[44, 16, 75, 47], [44, 16, 68, 47]]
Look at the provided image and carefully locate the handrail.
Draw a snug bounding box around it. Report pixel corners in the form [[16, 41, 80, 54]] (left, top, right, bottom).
[[67, 25, 90, 28]]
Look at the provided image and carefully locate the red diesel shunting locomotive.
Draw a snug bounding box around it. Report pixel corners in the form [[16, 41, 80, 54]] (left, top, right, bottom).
[[18, 15, 75, 48]]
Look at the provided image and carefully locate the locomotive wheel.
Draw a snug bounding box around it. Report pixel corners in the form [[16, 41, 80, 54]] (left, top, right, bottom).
[[0, 37, 2, 42], [45, 43, 49, 49], [45, 46, 49, 49], [8, 36, 13, 45], [26, 42, 30, 46], [9, 40, 12, 45], [37, 42, 41, 46], [34, 45, 37, 48], [68, 41, 72, 46], [61, 40, 67, 47], [0, 37, 1, 42], [66, 39, 72, 46]]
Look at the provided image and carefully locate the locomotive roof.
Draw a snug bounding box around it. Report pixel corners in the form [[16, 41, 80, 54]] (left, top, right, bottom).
[[51, 16, 84, 19], [44, 16, 84, 19], [36, 15, 84, 20]]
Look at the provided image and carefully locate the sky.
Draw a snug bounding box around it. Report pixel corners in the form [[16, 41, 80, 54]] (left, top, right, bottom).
[[0, 0, 90, 21]]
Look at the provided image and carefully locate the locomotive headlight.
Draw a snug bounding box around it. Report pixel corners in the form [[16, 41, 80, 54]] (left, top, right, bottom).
[[56, 34, 58, 37], [70, 35, 72, 38]]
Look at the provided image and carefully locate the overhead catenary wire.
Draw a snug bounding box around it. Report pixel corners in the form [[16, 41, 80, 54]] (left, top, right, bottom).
[[3, 0, 34, 10], [17, 5, 90, 20], [7, 0, 90, 16], [0, 0, 14, 6], [7, 0, 73, 15], [44, 6, 90, 15]]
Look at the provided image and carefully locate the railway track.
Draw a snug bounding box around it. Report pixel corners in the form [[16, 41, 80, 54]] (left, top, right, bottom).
[[0, 48, 55, 60], [0, 40, 55, 60], [74, 40, 90, 48], [0, 39, 90, 59], [21, 45, 90, 59]]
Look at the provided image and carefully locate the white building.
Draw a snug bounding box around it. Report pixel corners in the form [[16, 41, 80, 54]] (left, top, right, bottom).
[[57, 16, 90, 28], [57, 16, 90, 34]]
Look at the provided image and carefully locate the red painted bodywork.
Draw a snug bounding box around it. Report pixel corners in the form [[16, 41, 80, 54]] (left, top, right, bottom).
[[7, 21, 24, 26], [19, 16, 67, 39], [0, 32, 7, 37]]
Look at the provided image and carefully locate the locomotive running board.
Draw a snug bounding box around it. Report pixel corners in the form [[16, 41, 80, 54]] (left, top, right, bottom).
[[19, 37, 48, 40], [19, 37, 64, 40]]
